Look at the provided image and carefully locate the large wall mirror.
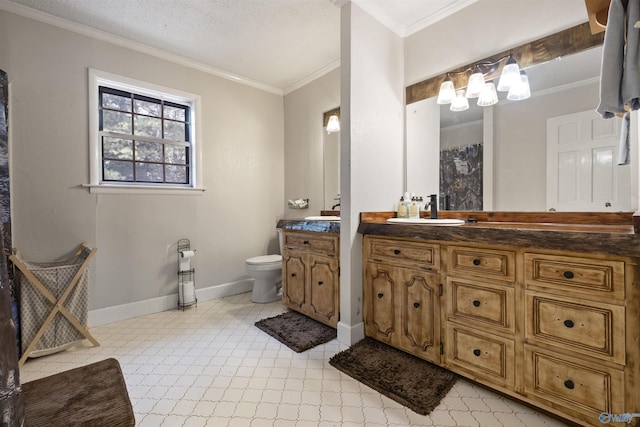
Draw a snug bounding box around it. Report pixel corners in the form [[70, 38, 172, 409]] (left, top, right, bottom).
[[323, 107, 340, 210], [406, 26, 637, 213]]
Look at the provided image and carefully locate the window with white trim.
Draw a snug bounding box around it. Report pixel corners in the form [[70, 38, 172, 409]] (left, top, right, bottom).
[[88, 69, 203, 193]]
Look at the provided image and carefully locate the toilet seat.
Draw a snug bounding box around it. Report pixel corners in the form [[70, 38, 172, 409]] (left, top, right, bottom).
[[246, 254, 282, 266]]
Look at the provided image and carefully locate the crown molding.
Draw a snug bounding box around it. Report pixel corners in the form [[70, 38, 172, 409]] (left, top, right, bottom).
[[0, 0, 283, 95], [283, 59, 341, 95]]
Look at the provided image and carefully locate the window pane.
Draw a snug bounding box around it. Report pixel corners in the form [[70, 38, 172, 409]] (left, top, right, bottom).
[[134, 115, 162, 138], [164, 105, 186, 121], [104, 160, 133, 181], [135, 141, 162, 162], [134, 99, 161, 117], [103, 137, 133, 160], [103, 111, 132, 134], [165, 145, 186, 164], [164, 120, 186, 142], [136, 162, 163, 182], [165, 165, 188, 183], [102, 93, 131, 112]]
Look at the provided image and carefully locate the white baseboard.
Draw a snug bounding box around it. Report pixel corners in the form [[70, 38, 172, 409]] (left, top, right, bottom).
[[88, 279, 254, 327], [337, 320, 365, 346]]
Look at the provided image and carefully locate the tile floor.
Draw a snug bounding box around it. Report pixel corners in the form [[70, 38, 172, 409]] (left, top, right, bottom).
[[20, 292, 571, 427]]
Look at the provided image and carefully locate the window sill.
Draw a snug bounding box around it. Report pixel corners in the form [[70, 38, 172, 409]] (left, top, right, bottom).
[[82, 184, 206, 195]]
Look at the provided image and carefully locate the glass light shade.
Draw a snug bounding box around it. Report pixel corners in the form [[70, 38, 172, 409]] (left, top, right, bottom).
[[507, 71, 531, 101], [437, 78, 456, 104], [466, 70, 485, 98], [450, 90, 469, 112], [497, 56, 520, 91], [326, 114, 340, 133], [477, 82, 499, 107]]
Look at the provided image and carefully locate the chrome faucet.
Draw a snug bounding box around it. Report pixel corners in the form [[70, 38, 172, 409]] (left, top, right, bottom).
[[331, 194, 340, 210], [425, 194, 438, 218]]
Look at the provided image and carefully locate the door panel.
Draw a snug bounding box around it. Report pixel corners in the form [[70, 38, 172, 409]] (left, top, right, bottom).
[[547, 110, 630, 211]]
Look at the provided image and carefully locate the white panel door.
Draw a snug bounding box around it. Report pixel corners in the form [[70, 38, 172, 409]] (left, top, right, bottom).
[[547, 110, 630, 211]]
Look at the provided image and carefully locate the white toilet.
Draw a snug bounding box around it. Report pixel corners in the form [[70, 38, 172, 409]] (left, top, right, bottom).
[[245, 229, 283, 303]]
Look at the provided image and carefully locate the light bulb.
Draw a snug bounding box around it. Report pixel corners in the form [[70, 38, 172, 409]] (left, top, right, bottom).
[[450, 89, 469, 112], [437, 76, 456, 104], [497, 55, 520, 91]]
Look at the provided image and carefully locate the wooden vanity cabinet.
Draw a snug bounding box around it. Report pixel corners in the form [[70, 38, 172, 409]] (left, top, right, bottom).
[[362, 234, 638, 427], [282, 231, 339, 328], [444, 245, 517, 389], [363, 236, 441, 363]]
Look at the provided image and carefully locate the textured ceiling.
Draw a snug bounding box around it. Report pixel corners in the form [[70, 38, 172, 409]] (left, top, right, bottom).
[[0, 0, 476, 93]]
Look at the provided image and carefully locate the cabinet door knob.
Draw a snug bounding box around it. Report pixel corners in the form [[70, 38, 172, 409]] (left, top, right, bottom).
[[564, 380, 575, 390], [317, 281, 323, 286], [473, 349, 481, 357], [413, 302, 420, 308], [472, 300, 481, 307], [563, 319, 574, 328], [377, 293, 384, 299], [394, 249, 401, 255], [473, 259, 481, 266], [563, 271, 574, 279]]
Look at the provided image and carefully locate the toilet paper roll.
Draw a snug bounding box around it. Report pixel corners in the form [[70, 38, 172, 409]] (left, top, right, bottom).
[[179, 281, 196, 304], [180, 250, 195, 258], [179, 250, 195, 272]]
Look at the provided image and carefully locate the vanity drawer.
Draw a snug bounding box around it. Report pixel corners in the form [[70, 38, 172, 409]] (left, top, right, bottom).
[[447, 246, 515, 282], [447, 278, 514, 332], [365, 236, 439, 270], [526, 291, 625, 365], [524, 252, 625, 299], [284, 232, 338, 256], [445, 324, 514, 388], [524, 345, 625, 420]]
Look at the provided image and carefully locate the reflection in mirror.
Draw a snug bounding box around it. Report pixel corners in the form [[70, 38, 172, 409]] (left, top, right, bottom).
[[424, 45, 634, 212], [323, 108, 340, 210]]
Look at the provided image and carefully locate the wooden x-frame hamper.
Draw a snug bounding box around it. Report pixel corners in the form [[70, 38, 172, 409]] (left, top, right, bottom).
[[10, 243, 99, 366]]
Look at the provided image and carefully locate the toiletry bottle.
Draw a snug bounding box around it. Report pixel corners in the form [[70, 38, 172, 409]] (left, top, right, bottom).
[[409, 196, 419, 218], [397, 196, 407, 218]]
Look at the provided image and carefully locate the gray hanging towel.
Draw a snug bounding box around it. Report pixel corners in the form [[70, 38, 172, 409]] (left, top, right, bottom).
[[598, 0, 626, 118], [618, 112, 631, 165], [623, 0, 640, 110]]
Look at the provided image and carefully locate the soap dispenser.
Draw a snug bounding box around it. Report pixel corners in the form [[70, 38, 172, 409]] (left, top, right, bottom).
[[409, 196, 419, 219], [397, 196, 408, 218]]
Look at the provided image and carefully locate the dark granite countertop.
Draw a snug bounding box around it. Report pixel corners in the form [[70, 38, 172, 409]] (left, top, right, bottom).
[[277, 219, 340, 234]]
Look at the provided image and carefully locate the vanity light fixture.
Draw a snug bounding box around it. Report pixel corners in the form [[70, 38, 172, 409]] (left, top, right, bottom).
[[477, 82, 499, 106], [326, 114, 340, 133], [450, 89, 470, 112], [466, 65, 485, 98], [436, 74, 456, 104], [506, 70, 531, 101], [436, 53, 530, 111]]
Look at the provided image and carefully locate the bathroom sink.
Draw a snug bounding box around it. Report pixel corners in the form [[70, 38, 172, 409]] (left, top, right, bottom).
[[304, 216, 341, 221], [386, 218, 464, 226]]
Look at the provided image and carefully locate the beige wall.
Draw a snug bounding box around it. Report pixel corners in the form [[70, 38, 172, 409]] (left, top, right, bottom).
[[283, 68, 340, 218], [337, 2, 405, 344], [0, 11, 284, 317], [404, 0, 588, 86]]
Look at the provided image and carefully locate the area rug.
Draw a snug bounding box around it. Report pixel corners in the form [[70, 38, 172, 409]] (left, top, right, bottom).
[[255, 311, 337, 352], [22, 358, 135, 427], [329, 337, 458, 415]]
